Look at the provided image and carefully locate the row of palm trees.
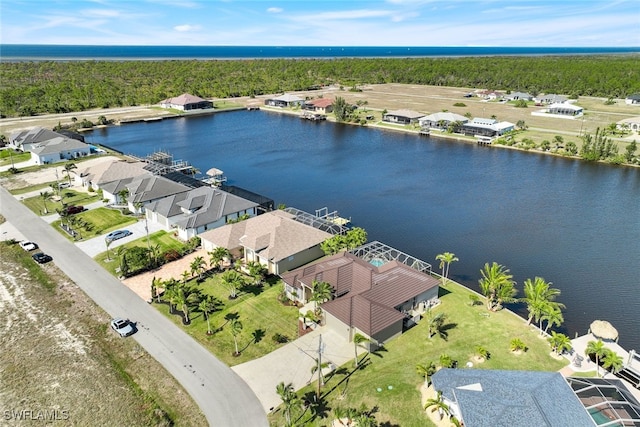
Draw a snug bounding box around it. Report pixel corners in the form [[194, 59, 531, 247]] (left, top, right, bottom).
[[586, 339, 625, 377]]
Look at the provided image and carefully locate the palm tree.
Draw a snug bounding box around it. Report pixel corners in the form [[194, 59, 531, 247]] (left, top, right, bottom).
[[439, 354, 455, 369], [416, 362, 436, 386], [479, 262, 517, 311], [208, 247, 230, 271], [510, 338, 527, 353], [601, 350, 624, 374], [199, 297, 216, 334], [117, 188, 129, 205], [181, 270, 191, 285], [230, 318, 243, 355], [435, 252, 458, 287], [246, 260, 267, 285], [310, 280, 333, 310], [424, 390, 449, 421], [586, 340, 607, 377], [541, 305, 564, 335], [190, 256, 206, 281], [474, 345, 489, 361], [547, 331, 572, 355], [39, 191, 53, 214], [425, 307, 447, 340], [353, 333, 370, 367], [521, 277, 565, 326], [62, 162, 77, 185], [174, 287, 192, 323], [221, 269, 244, 299], [276, 382, 300, 427]]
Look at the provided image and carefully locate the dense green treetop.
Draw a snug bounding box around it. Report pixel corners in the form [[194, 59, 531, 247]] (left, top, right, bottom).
[[1, 55, 638, 117]]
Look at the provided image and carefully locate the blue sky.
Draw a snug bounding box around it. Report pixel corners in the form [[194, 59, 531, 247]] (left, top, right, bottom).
[[1, 0, 638, 47]]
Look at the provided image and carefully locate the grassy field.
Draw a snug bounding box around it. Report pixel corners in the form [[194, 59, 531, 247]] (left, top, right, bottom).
[[0, 240, 206, 426], [268, 281, 568, 427], [153, 273, 300, 366]]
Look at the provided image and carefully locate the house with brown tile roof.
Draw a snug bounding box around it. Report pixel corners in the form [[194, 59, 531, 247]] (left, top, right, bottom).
[[159, 93, 213, 110], [303, 98, 334, 114], [77, 159, 152, 189], [199, 209, 333, 275], [281, 248, 440, 347]]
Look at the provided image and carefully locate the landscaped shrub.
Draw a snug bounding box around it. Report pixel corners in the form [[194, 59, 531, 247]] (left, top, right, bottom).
[[453, 102, 466, 107], [272, 333, 289, 343], [163, 249, 181, 262]]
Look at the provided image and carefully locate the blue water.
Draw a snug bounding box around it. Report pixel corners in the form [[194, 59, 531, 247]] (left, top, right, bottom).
[[86, 111, 640, 350], [1, 45, 638, 61]]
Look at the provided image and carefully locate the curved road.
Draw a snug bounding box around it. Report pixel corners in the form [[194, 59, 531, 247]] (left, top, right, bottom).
[[0, 187, 267, 427]]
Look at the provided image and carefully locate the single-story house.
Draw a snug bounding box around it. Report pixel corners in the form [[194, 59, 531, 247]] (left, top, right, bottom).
[[281, 246, 440, 348], [459, 118, 515, 137], [545, 103, 584, 117], [100, 174, 191, 209], [199, 209, 332, 274], [383, 109, 425, 125], [431, 369, 597, 427], [534, 94, 568, 105], [303, 98, 334, 114], [476, 90, 504, 100], [29, 136, 91, 165], [76, 159, 152, 189], [505, 92, 533, 101], [625, 94, 640, 105], [8, 127, 62, 151], [145, 186, 259, 240], [160, 93, 213, 110], [264, 94, 305, 108], [418, 112, 469, 130], [617, 116, 640, 133]]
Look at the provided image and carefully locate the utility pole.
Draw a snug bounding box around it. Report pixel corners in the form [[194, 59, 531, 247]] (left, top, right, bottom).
[[316, 334, 324, 399]]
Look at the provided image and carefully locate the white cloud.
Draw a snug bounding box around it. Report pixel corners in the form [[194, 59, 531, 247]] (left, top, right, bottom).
[[81, 9, 121, 18], [174, 24, 201, 32], [267, 7, 283, 13]]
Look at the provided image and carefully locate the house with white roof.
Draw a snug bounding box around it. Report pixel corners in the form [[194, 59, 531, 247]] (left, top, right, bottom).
[[418, 112, 469, 130], [264, 94, 305, 108], [505, 92, 533, 101], [160, 93, 213, 110], [532, 103, 584, 119], [534, 94, 568, 105], [383, 109, 425, 125], [459, 118, 515, 138]]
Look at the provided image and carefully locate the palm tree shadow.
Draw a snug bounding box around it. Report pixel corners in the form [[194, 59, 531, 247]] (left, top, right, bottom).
[[370, 346, 388, 358], [299, 391, 330, 422], [239, 328, 266, 352], [437, 322, 458, 341]]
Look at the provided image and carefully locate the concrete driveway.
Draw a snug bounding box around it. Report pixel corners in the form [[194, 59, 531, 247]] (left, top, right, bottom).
[[0, 187, 267, 427], [232, 326, 355, 412]]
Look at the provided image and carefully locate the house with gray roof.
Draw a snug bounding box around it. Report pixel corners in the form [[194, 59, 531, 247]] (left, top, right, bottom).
[[281, 246, 439, 348], [459, 118, 515, 138], [418, 112, 469, 131], [100, 175, 191, 210], [431, 369, 596, 427], [9, 127, 62, 151], [625, 94, 640, 105], [200, 209, 332, 275], [264, 94, 305, 108], [29, 136, 91, 165], [159, 93, 213, 110], [383, 109, 425, 125], [505, 91, 533, 101], [146, 186, 259, 240], [534, 94, 568, 105], [532, 103, 584, 119]]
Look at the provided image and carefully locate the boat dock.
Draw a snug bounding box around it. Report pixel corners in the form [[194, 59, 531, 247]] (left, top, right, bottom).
[[301, 112, 327, 121]]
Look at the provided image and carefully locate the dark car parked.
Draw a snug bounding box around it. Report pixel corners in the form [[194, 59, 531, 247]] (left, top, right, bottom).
[[62, 205, 85, 215], [32, 253, 53, 264]]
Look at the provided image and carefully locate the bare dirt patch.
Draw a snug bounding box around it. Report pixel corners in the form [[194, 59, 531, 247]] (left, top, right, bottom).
[[0, 241, 206, 426]]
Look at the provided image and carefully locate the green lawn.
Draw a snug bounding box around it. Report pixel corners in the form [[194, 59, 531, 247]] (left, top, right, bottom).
[[268, 281, 568, 426], [153, 276, 299, 366], [0, 150, 30, 166], [23, 189, 102, 215], [52, 206, 138, 242], [94, 230, 187, 276]]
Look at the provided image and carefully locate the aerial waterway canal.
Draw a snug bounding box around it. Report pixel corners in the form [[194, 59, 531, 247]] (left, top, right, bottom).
[[88, 110, 640, 349]]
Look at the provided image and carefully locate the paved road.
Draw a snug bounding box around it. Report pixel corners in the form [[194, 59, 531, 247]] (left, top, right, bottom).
[[0, 187, 268, 427]]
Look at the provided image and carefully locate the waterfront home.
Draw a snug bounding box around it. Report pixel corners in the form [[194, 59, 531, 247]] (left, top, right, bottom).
[[383, 109, 425, 125], [264, 94, 304, 108], [76, 159, 152, 189], [431, 369, 600, 427], [625, 94, 640, 105], [505, 92, 533, 101], [534, 94, 568, 105], [9, 127, 63, 151], [281, 243, 439, 349], [459, 118, 515, 138], [303, 98, 334, 114], [100, 174, 190, 209], [29, 136, 91, 165], [199, 209, 332, 275], [145, 185, 258, 240], [418, 112, 468, 131], [159, 93, 213, 110]]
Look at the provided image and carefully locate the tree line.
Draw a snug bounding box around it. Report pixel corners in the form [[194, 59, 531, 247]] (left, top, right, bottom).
[[1, 55, 638, 117]]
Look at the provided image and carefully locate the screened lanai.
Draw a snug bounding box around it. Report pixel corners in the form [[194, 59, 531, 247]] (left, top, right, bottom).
[[283, 207, 349, 235], [348, 240, 432, 273], [567, 377, 640, 426]]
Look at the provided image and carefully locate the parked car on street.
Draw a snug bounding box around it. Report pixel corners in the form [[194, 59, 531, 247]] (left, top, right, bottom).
[[32, 252, 53, 264], [105, 229, 132, 242], [62, 205, 85, 215], [19, 240, 38, 251], [110, 318, 134, 337], [58, 182, 71, 189]]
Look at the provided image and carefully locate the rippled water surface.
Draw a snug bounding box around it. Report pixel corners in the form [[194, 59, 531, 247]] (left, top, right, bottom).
[[89, 110, 640, 349]]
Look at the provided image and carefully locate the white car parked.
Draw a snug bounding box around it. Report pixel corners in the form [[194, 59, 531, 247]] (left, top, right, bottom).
[[19, 241, 38, 251]]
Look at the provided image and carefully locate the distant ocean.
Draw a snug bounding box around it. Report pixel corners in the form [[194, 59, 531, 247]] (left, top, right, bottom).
[[1, 45, 638, 61]]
